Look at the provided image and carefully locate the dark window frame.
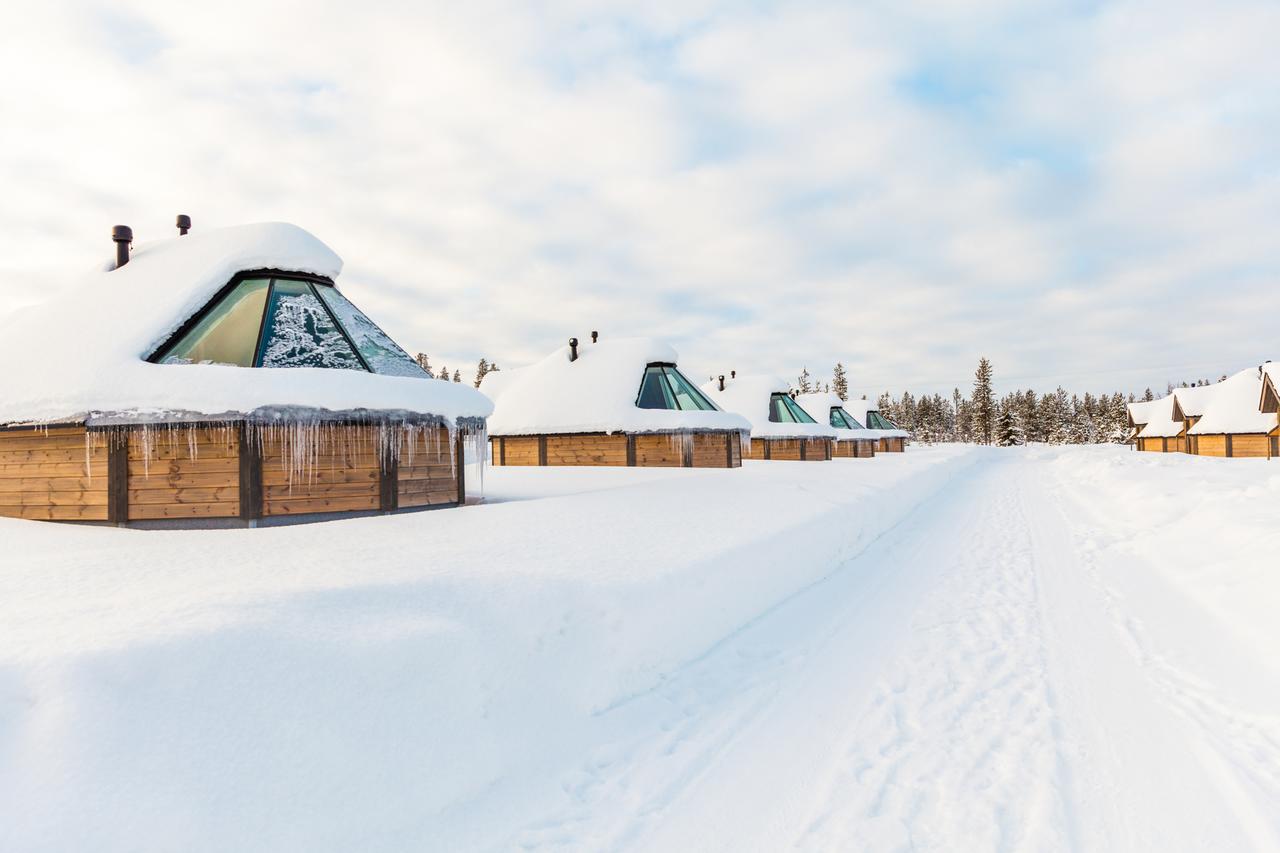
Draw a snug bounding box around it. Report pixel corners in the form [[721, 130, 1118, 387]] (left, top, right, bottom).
[[634, 362, 721, 412], [768, 393, 818, 424], [148, 269, 374, 373]]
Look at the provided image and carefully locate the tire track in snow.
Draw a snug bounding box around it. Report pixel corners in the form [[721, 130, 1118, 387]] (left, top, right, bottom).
[[513, 459, 1049, 851], [796, 461, 1065, 851]]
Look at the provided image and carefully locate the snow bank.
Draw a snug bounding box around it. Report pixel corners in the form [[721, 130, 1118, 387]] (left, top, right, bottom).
[[700, 374, 838, 440], [794, 391, 881, 440], [0, 223, 492, 427], [1189, 366, 1277, 435], [480, 337, 749, 436], [0, 447, 979, 851]]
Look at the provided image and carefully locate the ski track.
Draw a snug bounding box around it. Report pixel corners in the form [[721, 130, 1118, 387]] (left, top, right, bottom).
[[508, 456, 1280, 852]]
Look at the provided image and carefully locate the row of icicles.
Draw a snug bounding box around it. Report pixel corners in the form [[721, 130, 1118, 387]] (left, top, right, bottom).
[[59, 420, 488, 493]]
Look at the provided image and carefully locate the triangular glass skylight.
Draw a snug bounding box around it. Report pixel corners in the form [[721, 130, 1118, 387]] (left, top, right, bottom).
[[830, 407, 865, 430], [865, 411, 897, 430], [153, 274, 427, 377], [636, 363, 720, 411], [768, 393, 817, 424]]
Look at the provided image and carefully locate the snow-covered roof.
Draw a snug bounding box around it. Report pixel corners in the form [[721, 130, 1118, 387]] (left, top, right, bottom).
[[794, 392, 880, 440], [699, 375, 837, 440], [843, 397, 910, 438], [1126, 398, 1161, 427], [1135, 394, 1183, 439], [481, 337, 750, 436], [1189, 366, 1279, 435], [1171, 383, 1220, 420], [0, 222, 492, 427]]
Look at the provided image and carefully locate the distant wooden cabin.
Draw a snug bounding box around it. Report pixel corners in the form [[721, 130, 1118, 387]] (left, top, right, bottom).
[[795, 392, 878, 458], [1125, 398, 1162, 449], [1171, 384, 1220, 454], [844, 398, 909, 452], [0, 221, 491, 525], [1187, 366, 1279, 458], [482, 336, 750, 468], [1133, 394, 1183, 453], [700, 376, 836, 461]]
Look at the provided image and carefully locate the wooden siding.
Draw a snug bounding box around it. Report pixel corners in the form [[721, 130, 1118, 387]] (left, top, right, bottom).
[[260, 428, 381, 516], [854, 440, 876, 458], [881, 437, 905, 453], [546, 434, 628, 466], [1228, 434, 1271, 458], [492, 431, 741, 468], [398, 428, 459, 507], [633, 434, 683, 467], [127, 428, 240, 520], [0, 426, 109, 520], [1196, 435, 1228, 457], [803, 438, 832, 461]]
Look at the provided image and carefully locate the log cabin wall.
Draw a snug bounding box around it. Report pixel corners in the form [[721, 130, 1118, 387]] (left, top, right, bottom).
[[0, 426, 109, 521], [0, 422, 462, 524], [128, 428, 240, 520], [881, 437, 905, 453], [833, 440, 855, 458], [490, 431, 742, 468], [1195, 435, 1227, 457], [854, 440, 876, 458]]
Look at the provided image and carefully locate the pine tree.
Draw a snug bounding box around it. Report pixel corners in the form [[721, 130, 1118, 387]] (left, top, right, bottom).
[[1142, 388, 1154, 402], [832, 363, 849, 401], [438, 365, 449, 381], [474, 358, 491, 388], [416, 353, 432, 373], [996, 405, 1020, 446], [797, 367, 813, 394], [452, 370, 461, 383], [972, 358, 995, 445]]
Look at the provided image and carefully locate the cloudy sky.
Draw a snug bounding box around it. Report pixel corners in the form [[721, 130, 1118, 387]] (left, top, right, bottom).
[[2, 0, 1276, 398]]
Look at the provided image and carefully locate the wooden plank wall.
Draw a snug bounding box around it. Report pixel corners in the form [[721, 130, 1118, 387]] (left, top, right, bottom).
[[802, 439, 831, 461], [128, 429, 240, 520], [633, 434, 683, 467], [0, 427, 109, 520], [690, 433, 737, 468], [490, 436, 541, 466], [1227, 434, 1270, 458], [882, 438, 905, 453], [545, 434, 628, 466], [854, 440, 876, 458], [493, 432, 741, 468], [1196, 435, 1227, 457], [399, 428, 459, 507], [767, 439, 803, 460], [261, 428, 381, 516], [833, 440, 855, 458]]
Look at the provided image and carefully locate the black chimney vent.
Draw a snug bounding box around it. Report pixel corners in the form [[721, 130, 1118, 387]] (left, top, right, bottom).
[[176, 214, 191, 236], [731, 370, 736, 379], [111, 225, 133, 269], [718, 375, 725, 391], [591, 331, 598, 343], [569, 337, 579, 362]]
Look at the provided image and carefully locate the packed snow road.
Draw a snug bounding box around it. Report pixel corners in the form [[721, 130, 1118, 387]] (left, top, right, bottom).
[[511, 453, 1280, 851], [1, 446, 1278, 851]]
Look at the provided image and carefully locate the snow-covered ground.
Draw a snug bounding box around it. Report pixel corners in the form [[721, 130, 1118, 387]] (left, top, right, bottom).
[[2, 446, 1278, 851]]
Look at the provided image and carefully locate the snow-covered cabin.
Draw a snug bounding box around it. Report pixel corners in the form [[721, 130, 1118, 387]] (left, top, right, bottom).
[[1187, 366, 1279, 458], [843, 398, 910, 452], [0, 221, 492, 524], [700, 375, 837, 461], [794, 392, 879, 458], [481, 336, 750, 468], [1133, 393, 1183, 453], [1125, 398, 1161, 447]]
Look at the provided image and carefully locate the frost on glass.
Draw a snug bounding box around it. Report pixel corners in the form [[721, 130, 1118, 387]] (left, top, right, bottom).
[[259, 281, 363, 370], [314, 285, 426, 378]]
